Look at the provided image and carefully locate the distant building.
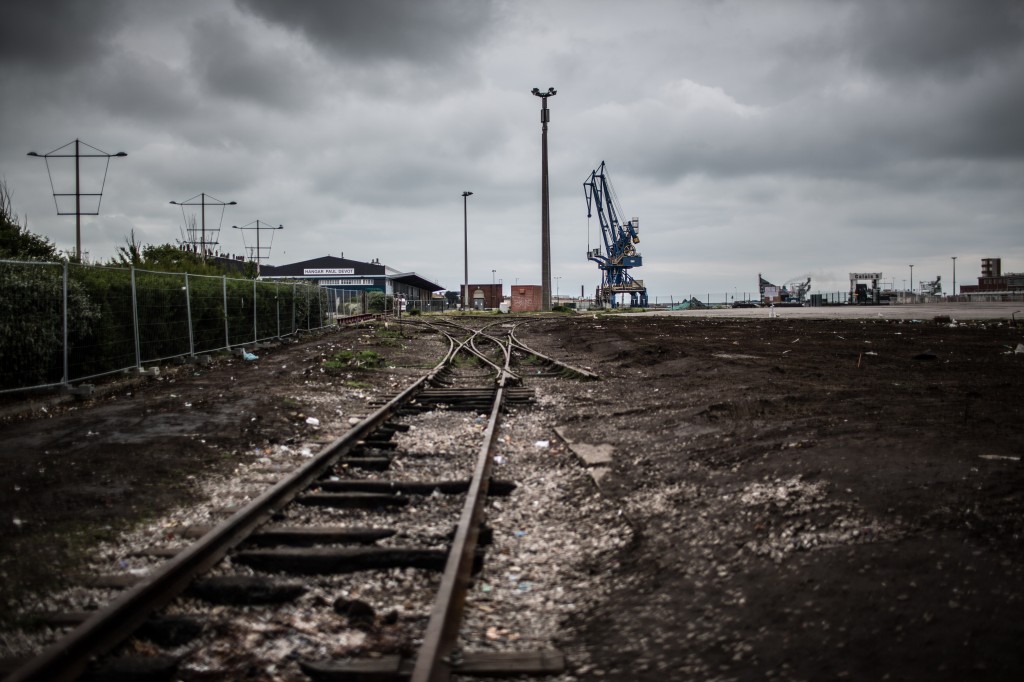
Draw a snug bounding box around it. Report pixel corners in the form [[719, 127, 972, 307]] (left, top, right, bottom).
[[260, 255, 443, 312], [510, 285, 542, 312], [461, 283, 503, 310], [959, 258, 1024, 294]]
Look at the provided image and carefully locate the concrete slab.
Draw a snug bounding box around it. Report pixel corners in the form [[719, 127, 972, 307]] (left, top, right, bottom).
[[554, 426, 615, 467], [569, 442, 615, 466]]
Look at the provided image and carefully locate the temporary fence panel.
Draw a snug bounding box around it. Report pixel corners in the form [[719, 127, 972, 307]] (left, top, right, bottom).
[[186, 273, 228, 354], [135, 269, 192, 364], [0, 260, 67, 391], [67, 265, 137, 383]]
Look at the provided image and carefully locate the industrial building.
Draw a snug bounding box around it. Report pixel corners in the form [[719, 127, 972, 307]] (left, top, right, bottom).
[[959, 258, 1024, 296], [460, 283, 504, 310], [260, 255, 443, 313], [511, 285, 543, 312]]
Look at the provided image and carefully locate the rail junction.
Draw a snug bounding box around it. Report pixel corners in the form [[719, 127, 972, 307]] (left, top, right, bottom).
[[3, 318, 598, 682]]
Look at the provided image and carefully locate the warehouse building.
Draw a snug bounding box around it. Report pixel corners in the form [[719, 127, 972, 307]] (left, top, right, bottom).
[[260, 255, 444, 314], [959, 258, 1024, 297]]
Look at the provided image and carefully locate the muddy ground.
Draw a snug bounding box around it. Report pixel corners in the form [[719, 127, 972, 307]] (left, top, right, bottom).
[[2, 314, 1023, 681]]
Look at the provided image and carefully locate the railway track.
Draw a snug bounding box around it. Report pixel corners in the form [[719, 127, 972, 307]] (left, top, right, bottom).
[[4, 318, 599, 682]]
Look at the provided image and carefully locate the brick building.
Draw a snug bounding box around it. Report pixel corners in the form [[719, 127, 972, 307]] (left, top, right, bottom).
[[959, 258, 1024, 294], [461, 283, 503, 310], [510, 285, 542, 312]]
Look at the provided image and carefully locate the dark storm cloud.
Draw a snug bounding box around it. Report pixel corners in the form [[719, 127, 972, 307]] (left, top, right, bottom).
[[235, 0, 495, 67], [189, 15, 316, 110], [0, 0, 124, 71], [849, 0, 1024, 80]]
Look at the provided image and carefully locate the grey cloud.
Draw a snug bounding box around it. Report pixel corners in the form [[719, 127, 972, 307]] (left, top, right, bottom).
[[0, 0, 125, 71], [849, 0, 1024, 81], [84, 54, 195, 123], [189, 15, 316, 110], [234, 0, 494, 68]]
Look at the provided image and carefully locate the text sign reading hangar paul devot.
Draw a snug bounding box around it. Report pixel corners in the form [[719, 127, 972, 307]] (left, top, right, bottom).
[[304, 268, 355, 275]]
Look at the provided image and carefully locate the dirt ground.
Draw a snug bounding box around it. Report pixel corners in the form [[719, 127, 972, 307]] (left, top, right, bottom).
[[525, 313, 1024, 681], [2, 313, 1023, 681]]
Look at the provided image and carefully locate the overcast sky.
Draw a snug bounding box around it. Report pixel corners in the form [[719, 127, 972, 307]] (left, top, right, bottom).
[[2, 0, 1022, 300]]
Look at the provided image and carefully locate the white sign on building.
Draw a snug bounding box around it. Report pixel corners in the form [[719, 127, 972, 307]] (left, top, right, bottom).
[[304, 268, 355, 275]]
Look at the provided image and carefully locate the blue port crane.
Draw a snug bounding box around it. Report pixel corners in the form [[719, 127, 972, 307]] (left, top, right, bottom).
[[584, 161, 648, 307]]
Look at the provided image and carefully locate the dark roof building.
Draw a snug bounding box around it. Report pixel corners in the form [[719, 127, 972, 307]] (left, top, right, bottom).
[[260, 255, 444, 307]]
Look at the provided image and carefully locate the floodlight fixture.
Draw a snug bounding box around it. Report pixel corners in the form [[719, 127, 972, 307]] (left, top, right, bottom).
[[171, 193, 237, 259], [232, 220, 284, 277], [26, 138, 127, 261]]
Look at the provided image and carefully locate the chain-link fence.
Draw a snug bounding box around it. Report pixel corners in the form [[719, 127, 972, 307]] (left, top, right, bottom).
[[0, 260, 330, 394]]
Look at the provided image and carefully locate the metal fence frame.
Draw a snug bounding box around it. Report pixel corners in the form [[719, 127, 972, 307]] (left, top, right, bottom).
[[1, 259, 330, 394]]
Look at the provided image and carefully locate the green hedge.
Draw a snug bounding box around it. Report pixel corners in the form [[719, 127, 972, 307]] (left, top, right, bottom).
[[0, 262, 329, 391]]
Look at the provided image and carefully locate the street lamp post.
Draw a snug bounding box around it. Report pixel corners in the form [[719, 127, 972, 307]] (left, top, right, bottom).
[[554, 275, 562, 304], [171, 193, 237, 259], [232, 221, 283, 277], [462, 191, 473, 310], [532, 87, 556, 311], [27, 138, 127, 262], [951, 256, 957, 298], [909, 264, 914, 295]]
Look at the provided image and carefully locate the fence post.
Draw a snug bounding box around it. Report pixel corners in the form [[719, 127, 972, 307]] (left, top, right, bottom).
[[253, 279, 258, 343], [185, 273, 194, 356], [223, 275, 230, 349], [292, 283, 296, 334], [316, 285, 323, 329], [62, 262, 69, 386], [276, 282, 281, 338], [130, 266, 142, 369]]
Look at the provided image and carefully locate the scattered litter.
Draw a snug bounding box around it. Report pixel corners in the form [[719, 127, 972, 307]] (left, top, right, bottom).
[[865, 351, 878, 356], [1015, 343, 1024, 355], [534, 440, 550, 448], [494, 455, 505, 465], [86, 430, 99, 437], [243, 351, 258, 361], [305, 417, 320, 426], [347, 417, 361, 425], [979, 454, 1020, 462]]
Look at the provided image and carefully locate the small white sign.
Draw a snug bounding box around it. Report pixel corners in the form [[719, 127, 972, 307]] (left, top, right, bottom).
[[304, 268, 355, 275]]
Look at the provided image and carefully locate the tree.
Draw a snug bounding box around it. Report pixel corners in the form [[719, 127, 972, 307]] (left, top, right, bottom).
[[366, 291, 393, 313], [0, 178, 61, 262], [113, 229, 143, 266], [444, 290, 460, 307]]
